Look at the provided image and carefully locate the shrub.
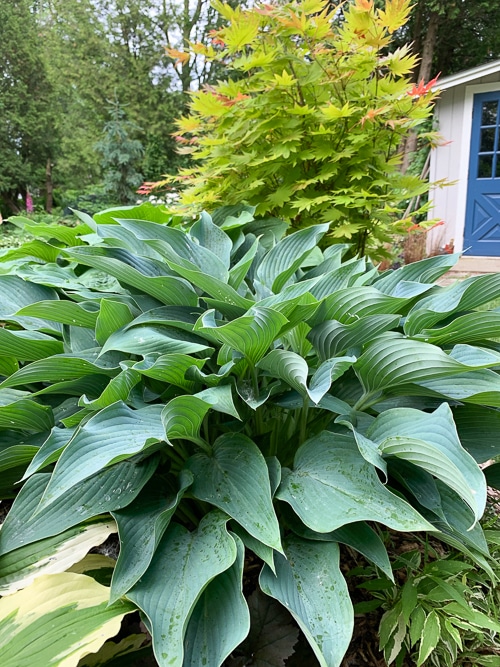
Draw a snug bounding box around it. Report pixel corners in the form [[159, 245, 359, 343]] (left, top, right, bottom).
[[0, 203, 500, 666], [163, 0, 439, 256]]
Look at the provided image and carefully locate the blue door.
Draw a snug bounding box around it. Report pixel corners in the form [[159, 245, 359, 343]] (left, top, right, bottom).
[[464, 91, 500, 255]]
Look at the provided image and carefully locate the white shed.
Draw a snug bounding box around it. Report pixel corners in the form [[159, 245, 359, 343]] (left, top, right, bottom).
[[427, 59, 500, 265]]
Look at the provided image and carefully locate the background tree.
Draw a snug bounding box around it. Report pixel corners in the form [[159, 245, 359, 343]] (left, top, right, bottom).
[[95, 101, 144, 204], [0, 0, 57, 215]]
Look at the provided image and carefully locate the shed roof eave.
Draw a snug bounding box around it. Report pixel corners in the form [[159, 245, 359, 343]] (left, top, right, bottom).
[[431, 59, 500, 92]]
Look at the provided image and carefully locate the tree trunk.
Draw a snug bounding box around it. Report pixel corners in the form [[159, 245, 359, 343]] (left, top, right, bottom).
[[401, 10, 440, 173], [45, 158, 53, 213]]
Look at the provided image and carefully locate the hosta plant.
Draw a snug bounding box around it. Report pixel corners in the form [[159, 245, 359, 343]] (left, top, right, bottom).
[[1, 203, 500, 666]]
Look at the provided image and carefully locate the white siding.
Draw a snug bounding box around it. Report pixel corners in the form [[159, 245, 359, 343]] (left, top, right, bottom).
[[427, 71, 500, 254]]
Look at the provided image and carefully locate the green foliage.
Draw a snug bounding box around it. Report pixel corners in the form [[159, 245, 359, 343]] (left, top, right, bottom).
[[95, 101, 144, 205], [0, 0, 57, 214], [356, 513, 500, 666], [1, 205, 500, 665], [168, 0, 438, 256]]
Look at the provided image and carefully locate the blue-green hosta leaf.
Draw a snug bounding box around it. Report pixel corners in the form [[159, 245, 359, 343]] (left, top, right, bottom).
[[185, 360, 236, 388], [0, 444, 39, 476], [257, 350, 354, 405], [101, 325, 212, 357], [195, 384, 240, 419], [228, 237, 259, 289], [293, 520, 392, 581], [79, 365, 141, 410], [117, 217, 229, 280], [414, 311, 500, 346], [16, 210, 91, 241], [257, 349, 309, 396], [374, 253, 460, 295], [15, 300, 99, 329], [123, 306, 203, 333], [0, 457, 158, 556], [186, 433, 282, 551], [0, 239, 60, 264], [110, 473, 193, 603], [308, 357, 356, 403], [0, 519, 116, 595], [453, 405, 500, 462], [133, 354, 207, 391], [0, 352, 120, 389], [0, 389, 53, 432], [126, 512, 237, 667], [448, 343, 500, 366], [0, 572, 133, 667], [355, 338, 498, 397], [308, 259, 368, 300], [308, 315, 401, 360], [162, 396, 210, 445], [412, 369, 500, 407], [260, 537, 353, 667], [166, 256, 253, 312], [37, 403, 165, 509], [368, 404, 486, 525], [95, 299, 134, 345], [22, 426, 77, 479], [230, 524, 275, 571], [425, 482, 489, 558], [190, 211, 233, 268], [183, 534, 250, 667], [404, 273, 500, 336], [277, 432, 433, 533], [0, 275, 58, 320], [33, 375, 110, 399], [257, 223, 330, 293], [196, 307, 288, 365], [0, 357, 18, 377], [96, 223, 165, 260], [64, 246, 198, 306], [310, 287, 410, 327], [0, 328, 63, 361]]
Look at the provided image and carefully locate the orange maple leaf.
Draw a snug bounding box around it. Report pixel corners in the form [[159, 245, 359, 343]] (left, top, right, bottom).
[[407, 73, 440, 97]]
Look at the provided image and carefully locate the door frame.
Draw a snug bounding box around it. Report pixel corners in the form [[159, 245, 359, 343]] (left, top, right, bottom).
[[455, 82, 500, 253]]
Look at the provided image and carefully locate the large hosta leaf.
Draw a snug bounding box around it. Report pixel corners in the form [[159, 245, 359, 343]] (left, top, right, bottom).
[[37, 403, 165, 509], [186, 433, 282, 551], [355, 337, 498, 398], [64, 246, 198, 306], [453, 404, 500, 462], [15, 300, 99, 329], [410, 369, 500, 407], [196, 307, 287, 365], [277, 432, 432, 533], [0, 352, 120, 389], [367, 404, 486, 524], [183, 534, 250, 667], [257, 350, 354, 404], [404, 273, 500, 335], [0, 328, 63, 361], [110, 473, 193, 603], [257, 224, 330, 293], [0, 389, 53, 432], [0, 573, 133, 667], [0, 519, 115, 595], [310, 287, 409, 326], [308, 314, 400, 360], [414, 311, 500, 346], [260, 537, 353, 667], [127, 511, 237, 667], [133, 353, 207, 391], [101, 325, 212, 356], [0, 457, 158, 556], [373, 253, 460, 295]]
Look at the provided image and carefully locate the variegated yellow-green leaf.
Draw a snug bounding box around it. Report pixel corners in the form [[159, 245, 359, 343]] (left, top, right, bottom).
[[0, 572, 134, 667]]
